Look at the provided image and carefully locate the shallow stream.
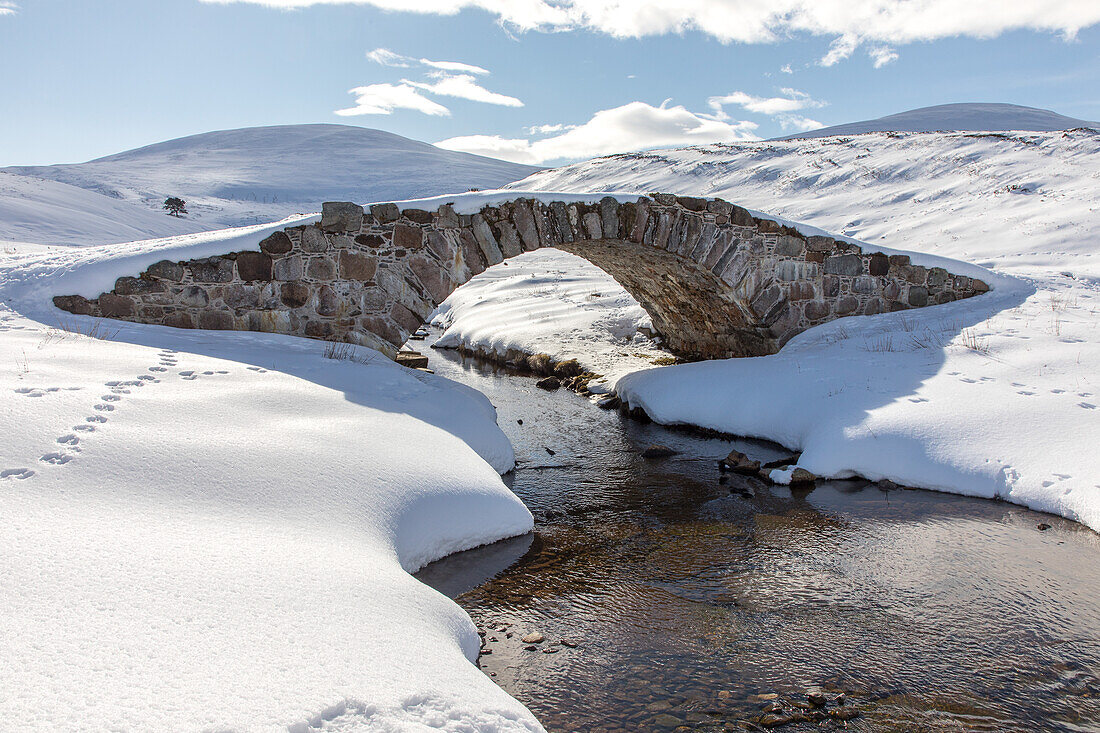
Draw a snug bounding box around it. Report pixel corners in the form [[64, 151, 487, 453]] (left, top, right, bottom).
[[415, 335, 1100, 732]]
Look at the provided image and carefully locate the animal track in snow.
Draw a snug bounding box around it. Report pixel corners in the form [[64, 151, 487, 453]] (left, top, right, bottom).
[[39, 452, 73, 465], [246, 366, 268, 373], [908, 397, 930, 403], [73, 424, 96, 433], [137, 375, 156, 381], [57, 434, 78, 446], [1017, 390, 1036, 396], [86, 414, 108, 423], [100, 394, 121, 402], [1, 468, 34, 480], [93, 403, 115, 412], [148, 366, 167, 372], [1079, 403, 1096, 410]]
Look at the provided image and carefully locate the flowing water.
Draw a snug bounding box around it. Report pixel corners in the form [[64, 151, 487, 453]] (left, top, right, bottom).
[[414, 334, 1100, 732]]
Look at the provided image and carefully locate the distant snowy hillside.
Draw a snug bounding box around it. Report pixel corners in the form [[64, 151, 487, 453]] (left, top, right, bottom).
[[778, 103, 1097, 140], [2, 124, 538, 239], [510, 128, 1100, 277], [0, 171, 208, 246]]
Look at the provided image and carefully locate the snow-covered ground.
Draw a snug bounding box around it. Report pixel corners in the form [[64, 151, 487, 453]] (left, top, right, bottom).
[[429, 130, 1100, 531], [2, 124, 538, 241], [0, 221, 542, 730], [0, 170, 209, 246]]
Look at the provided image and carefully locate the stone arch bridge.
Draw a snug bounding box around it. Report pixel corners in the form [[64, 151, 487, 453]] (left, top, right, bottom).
[[55, 194, 987, 360]]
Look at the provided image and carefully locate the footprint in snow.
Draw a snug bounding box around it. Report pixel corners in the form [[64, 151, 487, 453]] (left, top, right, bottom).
[[1, 468, 35, 480], [73, 424, 96, 433], [86, 415, 108, 423], [1079, 403, 1096, 410], [178, 370, 195, 377], [137, 375, 156, 381], [39, 452, 73, 465], [1051, 389, 1066, 394], [57, 434, 78, 446], [14, 387, 45, 397], [1017, 391, 1036, 396], [960, 377, 978, 383], [908, 397, 930, 403], [93, 403, 115, 412], [246, 366, 268, 373], [100, 394, 122, 402], [148, 366, 167, 372]]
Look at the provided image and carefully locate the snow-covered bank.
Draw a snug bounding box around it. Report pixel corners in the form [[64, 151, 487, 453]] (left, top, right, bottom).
[[0, 232, 540, 730]]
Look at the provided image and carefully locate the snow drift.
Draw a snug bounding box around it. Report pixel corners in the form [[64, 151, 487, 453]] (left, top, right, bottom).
[[0, 221, 541, 730]]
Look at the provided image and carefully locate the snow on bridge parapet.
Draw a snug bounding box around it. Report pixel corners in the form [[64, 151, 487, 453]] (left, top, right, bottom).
[[53, 194, 988, 360]]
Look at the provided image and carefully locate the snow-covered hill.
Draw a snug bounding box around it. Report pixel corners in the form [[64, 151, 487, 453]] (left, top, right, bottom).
[[778, 103, 1098, 139], [0, 171, 209, 246], [510, 127, 1100, 278], [2, 124, 538, 242]]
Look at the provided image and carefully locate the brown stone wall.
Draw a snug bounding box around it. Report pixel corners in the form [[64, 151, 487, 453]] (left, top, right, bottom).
[[54, 194, 988, 360]]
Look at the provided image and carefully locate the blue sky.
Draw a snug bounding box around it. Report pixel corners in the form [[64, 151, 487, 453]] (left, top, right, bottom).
[[1, 0, 1098, 166]]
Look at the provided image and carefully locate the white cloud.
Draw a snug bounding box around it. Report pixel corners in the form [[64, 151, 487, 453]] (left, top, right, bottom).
[[780, 64, 793, 74], [420, 59, 491, 75], [348, 49, 519, 115], [203, 1, 1100, 65], [868, 46, 899, 68], [366, 47, 491, 75], [436, 100, 759, 164], [707, 88, 823, 118], [366, 48, 414, 67], [525, 123, 576, 135], [819, 34, 859, 66], [0, 1, 17, 16], [776, 114, 823, 131], [335, 83, 451, 116], [407, 73, 523, 107]]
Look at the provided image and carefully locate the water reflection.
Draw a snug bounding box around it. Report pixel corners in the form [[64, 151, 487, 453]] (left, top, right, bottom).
[[416, 336, 1100, 732]]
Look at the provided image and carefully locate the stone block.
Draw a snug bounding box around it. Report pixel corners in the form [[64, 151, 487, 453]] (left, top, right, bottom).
[[804, 300, 830, 320], [401, 208, 433, 225], [114, 276, 165, 296], [273, 256, 303, 281], [390, 302, 421, 332], [304, 320, 335, 338], [822, 275, 840, 298], [600, 196, 620, 238], [280, 282, 310, 308], [806, 235, 835, 252], [370, 203, 400, 224], [190, 257, 235, 283], [908, 286, 929, 307], [307, 257, 337, 280], [851, 276, 877, 294], [146, 260, 185, 281], [321, 202, 364, 233], [409, 255, 452, 304], [676, 195, 707, 211], [471, 215, 503, 265], [435, 204, 461, 229], [223, 284, 259, 309], [361, 315, 403, 346], [163, 312, 194, 329], [824, 254, 863, 276], [393, 223, 424, 251], [300, 226, 330, 253], [868, 252, 889, 276], [354, 233, 386, 248], [582, 211, 603, 240], [339, 250, 378, 281], [774, 235, 805, 257], [259, 231, 293, 255], [236, 251, 273, 281], [836, 295, 859, 315], [198, 310, 234, 330], [317, 285, 339, 316], [52, 294, 94, 315]]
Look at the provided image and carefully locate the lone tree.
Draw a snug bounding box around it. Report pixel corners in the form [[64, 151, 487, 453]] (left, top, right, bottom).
[[164, 197, 188, 217]]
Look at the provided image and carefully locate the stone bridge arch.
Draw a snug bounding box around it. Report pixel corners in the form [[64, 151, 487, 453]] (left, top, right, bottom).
[[55, 194, 987, 360]]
